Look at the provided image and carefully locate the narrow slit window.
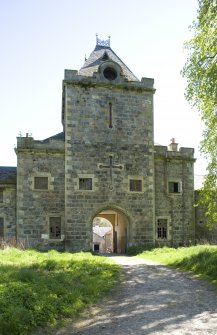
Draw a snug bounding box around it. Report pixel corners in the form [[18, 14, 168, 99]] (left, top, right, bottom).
[[109, 102, 113, 128]]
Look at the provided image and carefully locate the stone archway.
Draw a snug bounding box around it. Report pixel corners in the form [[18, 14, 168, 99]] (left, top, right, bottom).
[[92, 209, 129, 254]]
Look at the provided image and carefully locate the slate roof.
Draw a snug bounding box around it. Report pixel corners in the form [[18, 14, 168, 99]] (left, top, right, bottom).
[[78, 45, 139, 82], [42, 132, 65, 143], [0, 167, 17, 184]]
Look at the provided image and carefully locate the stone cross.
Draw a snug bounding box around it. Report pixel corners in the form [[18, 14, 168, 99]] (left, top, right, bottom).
[[98, 155, 123, 190]]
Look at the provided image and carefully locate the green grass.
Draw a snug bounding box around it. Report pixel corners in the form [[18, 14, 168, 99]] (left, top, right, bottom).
[[0, 248, 120, 335], [136, 245, 217, 286]]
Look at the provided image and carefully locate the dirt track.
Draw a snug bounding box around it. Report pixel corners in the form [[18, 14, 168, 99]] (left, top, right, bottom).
[[44, 256, 217, 335]]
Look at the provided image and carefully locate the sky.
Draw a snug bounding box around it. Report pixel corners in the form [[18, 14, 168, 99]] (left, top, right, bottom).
[[0, 0, 206, 182]]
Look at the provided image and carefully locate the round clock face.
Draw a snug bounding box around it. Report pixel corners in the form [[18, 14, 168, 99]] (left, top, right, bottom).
[[103, 67, 117, 80]]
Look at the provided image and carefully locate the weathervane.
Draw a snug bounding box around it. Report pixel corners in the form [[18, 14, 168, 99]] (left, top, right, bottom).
[[96, 34, 110, 47]]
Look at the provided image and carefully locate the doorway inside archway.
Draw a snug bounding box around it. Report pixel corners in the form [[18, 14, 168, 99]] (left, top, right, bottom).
[[92, 209, 128, 254]]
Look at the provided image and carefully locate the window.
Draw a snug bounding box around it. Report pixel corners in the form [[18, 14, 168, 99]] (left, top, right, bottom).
[[129, 179, 142, 192], [103, 67, 117, 80], [168, 181, 182, 193], [109, 102, 113, 128], [79, 178, 92, 190], [34, 177, 48, 190], [93, 243, 100, 252], [0, 190, 3, 203], [0, 218, 4, 238], [49, 217, 61, 239], [157, 218, 167, 239]]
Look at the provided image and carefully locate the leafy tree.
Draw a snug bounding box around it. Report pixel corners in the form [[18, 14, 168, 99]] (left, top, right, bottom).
[[182, 0, 217, 225]]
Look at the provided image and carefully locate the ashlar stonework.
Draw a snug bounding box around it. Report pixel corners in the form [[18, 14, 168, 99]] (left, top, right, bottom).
[[0, 37, 211, 252]]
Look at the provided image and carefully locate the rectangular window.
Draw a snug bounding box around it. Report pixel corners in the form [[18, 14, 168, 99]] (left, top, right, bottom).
[[0, 218, 4, 238], [157, 218, 167, 239], [34, 177, 48, 190], [168, 181, 182, 193], [93, 243, 100, 252], [49, 217, 61, 239], [129, 179, 142, 192], [0, 190, 3, 203], [79, 178, 92, 190]]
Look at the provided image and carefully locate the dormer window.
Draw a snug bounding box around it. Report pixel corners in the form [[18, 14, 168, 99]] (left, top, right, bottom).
[[101, 52, 109, 61], [103, 67, 117, 81]]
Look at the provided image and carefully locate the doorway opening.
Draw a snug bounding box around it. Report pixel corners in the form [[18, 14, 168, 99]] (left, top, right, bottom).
[[92, 209, 128, 254]]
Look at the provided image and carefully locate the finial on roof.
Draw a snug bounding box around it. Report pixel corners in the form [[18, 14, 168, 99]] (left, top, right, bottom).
[[96, 34, 110, 47]]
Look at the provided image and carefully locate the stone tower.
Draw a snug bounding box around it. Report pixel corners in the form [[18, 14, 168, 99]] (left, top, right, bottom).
[[62, 36, 156, 251], [0, 36, 196, 251]]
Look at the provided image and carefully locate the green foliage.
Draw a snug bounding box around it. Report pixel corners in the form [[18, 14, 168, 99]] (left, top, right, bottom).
[[138, 245, 217, 285], [126, 244, 155, 255], [182, 0, 217, 225], [0, 248, 120, 335]]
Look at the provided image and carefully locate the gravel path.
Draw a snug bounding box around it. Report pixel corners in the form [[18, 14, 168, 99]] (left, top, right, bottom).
[[55, 256, 217, 335]]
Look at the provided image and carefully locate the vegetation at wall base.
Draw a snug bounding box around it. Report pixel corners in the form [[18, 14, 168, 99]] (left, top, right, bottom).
[[136, 245, 217, 286], [0, 248, 120, 335]]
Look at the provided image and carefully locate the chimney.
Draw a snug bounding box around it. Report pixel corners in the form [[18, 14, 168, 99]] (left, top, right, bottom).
[[168, 138, 178, 151]]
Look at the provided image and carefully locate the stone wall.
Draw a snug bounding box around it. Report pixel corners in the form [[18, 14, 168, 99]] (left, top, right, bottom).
[[154, 145, 195, 245], [16, 135, 65, 249], [63, 73, 156, 250], [0, 185, 16, 241]]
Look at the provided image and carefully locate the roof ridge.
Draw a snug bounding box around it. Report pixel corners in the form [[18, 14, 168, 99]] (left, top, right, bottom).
[[79, 43, 139, 82]]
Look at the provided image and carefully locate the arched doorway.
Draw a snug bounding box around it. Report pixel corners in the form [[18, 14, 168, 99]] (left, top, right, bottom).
[[92, 209, 129, 254]]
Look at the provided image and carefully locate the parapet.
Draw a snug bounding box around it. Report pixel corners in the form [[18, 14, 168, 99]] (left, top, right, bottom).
[[154, 144, 195, 161], [15, 133, 65, 153]]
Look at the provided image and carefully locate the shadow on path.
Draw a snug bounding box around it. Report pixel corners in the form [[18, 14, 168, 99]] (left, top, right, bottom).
[[56, 256, 217, 335]]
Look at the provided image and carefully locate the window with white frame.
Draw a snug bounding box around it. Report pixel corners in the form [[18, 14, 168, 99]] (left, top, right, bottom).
[[157, 218, 168, 239], [49, 217, 61, 239], [168, 181, 182, 194]]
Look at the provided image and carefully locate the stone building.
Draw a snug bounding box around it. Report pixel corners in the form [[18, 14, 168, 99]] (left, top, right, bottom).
[[0, 37, 198, 252]]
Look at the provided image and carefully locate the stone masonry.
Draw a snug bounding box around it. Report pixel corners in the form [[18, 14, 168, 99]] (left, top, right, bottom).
[[0, 37, 203, 251]]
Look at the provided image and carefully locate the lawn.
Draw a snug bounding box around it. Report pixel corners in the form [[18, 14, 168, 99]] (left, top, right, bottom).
[[0, 248, 120, 335], [136, 245, 217, 286]]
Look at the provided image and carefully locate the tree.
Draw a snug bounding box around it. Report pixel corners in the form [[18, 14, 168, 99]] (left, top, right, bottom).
[[182, 0, 217, 225]]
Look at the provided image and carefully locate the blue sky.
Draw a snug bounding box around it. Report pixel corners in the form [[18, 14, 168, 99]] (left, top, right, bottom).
[[0, 0, 206, 179]]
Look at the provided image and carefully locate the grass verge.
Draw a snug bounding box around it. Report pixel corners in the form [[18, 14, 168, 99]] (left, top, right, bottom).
[[0, 248, 120, 335], [136, 245, 217, 286]]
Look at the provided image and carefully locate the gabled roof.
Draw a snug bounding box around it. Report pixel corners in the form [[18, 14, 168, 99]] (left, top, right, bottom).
[[0, 166, 17, 185], [79, 44, 139, 82]]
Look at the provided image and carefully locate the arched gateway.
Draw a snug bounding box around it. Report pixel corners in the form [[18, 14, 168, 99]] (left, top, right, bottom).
[[92, 209, 129, 254]]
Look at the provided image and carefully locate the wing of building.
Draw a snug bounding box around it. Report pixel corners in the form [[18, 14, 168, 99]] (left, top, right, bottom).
[[0, 37, 216, 251]]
